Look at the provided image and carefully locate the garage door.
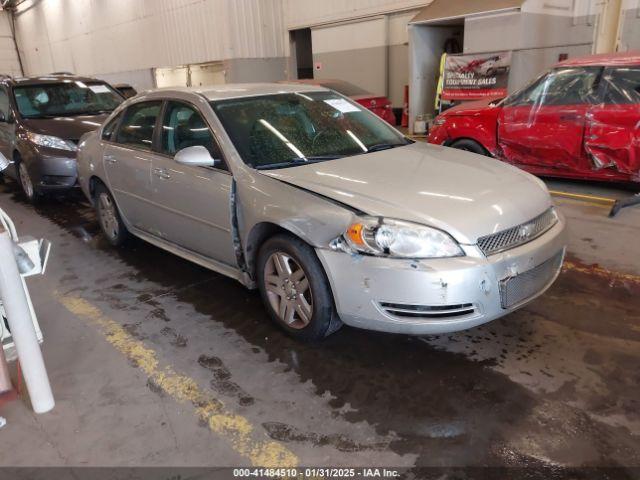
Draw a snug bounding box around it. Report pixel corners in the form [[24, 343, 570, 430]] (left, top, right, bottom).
[[311, 17, 387, 97]]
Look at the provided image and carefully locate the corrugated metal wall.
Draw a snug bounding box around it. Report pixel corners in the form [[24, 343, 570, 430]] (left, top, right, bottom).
[[13, 0, 286, 76], [283, 0, 429, 29], [0, 11, 21, 77]]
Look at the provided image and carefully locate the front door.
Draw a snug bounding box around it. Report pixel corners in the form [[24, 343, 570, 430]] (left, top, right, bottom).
[[149, 100, 237, 267], [497, 66, 601, 172], [103, 100, 162, 233], [584, 66, 640, 176]]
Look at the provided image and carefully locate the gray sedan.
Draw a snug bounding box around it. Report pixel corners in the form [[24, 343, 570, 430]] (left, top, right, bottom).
[[77, 84, 567, 340]]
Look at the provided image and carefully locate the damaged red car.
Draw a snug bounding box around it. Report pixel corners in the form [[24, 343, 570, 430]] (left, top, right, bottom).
[[428, 52, 640, 184]]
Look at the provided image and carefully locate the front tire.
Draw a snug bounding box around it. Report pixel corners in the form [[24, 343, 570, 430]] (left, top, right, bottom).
[[94, 183, 129, 246], [257, 234, 340, 341], [450, 139, 489, 156], [17, 161, 42, 203]]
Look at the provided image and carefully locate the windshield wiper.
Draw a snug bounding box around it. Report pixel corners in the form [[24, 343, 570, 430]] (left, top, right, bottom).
[[365, 143, 407, 153], [254, 155, 344, 170]]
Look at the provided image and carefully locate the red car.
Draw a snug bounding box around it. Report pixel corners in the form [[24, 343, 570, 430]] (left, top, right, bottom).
[[428, 51, 640, 184], [283, 79, 397, 125]]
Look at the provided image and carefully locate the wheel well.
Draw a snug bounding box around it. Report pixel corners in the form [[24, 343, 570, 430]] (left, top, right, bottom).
[[447, 137, 491, 156], [244, 222, 299, 280], [89, 175, 105, 199]]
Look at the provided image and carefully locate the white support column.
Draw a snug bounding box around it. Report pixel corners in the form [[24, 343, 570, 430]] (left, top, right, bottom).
[[0, 229, 54, 414]]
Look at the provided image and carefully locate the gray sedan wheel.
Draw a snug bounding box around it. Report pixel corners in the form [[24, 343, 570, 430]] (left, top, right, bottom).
[[264, 252, 313, 330], [95, 183, 129, 246], [257, 234, 341, 341]]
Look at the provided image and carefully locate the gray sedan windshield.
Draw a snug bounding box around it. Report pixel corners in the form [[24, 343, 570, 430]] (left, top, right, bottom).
[[211, 92, 408, 169]]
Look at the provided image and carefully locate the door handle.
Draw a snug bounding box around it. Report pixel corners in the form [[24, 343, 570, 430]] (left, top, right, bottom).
[[153, 167, 171, 180], [104, 154, 117, 164]]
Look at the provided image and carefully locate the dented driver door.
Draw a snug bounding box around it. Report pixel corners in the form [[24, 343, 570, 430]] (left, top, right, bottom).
[[584, 66, 640, 176], [497, 67, 600, 172]]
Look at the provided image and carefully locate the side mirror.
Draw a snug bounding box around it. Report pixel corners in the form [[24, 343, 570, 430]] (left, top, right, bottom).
[[174, 145, 217, 168], [0, 152, 10, 173]]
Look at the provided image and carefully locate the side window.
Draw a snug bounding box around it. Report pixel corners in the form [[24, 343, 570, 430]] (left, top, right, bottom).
[[0, 88, 10, 121], [102, 112, 122, 141], [160, 101, 223, 162], [509, 67, 600, 107], [115, 101, 162, 150], [600, 67, 640, 104]]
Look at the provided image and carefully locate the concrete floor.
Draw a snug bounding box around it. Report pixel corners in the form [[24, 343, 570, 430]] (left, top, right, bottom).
[[0, 177, 639, 471]]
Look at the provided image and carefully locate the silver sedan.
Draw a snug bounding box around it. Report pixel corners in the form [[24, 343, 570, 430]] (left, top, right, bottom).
[[77, 83, 567, 341]]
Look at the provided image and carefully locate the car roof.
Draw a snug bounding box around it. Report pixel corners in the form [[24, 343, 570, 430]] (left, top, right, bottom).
[[146, 82, 330, 101], [3, 74, 110, 86], [555, 51, 640, 68]]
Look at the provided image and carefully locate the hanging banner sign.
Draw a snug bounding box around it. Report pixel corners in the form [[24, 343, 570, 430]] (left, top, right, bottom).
[[442, 51, 511, 100]]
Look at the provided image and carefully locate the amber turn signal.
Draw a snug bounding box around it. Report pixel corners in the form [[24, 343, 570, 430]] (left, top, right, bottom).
[[346, 223, 365, 246]]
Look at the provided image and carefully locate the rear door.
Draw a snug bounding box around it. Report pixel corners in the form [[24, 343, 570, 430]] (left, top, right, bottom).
[[497, 67, 601, 171], [148, 100, 237, 266], [103, 100, 162, 234], [584, 66, 640, 176]]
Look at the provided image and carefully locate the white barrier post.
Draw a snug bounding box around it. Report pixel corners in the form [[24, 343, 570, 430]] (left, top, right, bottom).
[[0, 228, 54, 414]]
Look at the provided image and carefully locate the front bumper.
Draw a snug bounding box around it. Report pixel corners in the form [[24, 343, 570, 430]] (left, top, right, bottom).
[[316, 213, 567, 335], [21, 143, 78, 190]]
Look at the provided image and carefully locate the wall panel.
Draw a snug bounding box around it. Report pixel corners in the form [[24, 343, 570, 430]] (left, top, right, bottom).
[[13, 0, 285, 76]]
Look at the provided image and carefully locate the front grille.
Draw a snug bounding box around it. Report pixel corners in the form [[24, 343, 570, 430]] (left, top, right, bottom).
[[477, 208, 558, 256], [499, 250, 564, 309], [379, 302, 476, 319]]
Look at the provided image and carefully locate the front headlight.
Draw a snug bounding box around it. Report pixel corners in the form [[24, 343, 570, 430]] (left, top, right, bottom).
[[27, 132, 77, 152], [339, 217, 464, 259]]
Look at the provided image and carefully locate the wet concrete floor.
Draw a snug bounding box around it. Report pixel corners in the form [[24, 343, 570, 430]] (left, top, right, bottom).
[[0, 180, 639, 473]]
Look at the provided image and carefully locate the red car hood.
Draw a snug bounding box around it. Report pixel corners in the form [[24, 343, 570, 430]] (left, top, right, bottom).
[[444, 97, 503, 116]]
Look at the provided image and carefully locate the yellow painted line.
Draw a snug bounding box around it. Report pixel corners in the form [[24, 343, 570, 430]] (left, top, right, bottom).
[[58, 295, 298, 467], [549, 190, 616, 205], [563, 261, 640, 286]]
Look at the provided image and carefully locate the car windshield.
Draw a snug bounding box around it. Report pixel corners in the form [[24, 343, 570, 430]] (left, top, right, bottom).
[[211, 91, 409, 169], [13, 81, 123, 118], [317, 81, 370, 96]]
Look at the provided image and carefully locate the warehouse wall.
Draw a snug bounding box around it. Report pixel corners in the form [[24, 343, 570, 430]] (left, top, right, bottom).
[[464, 3, 597, 91], [0, 10, 21, 78], [284, 0, 429, 29], [619, 0, 640, 51], [12, 0, 287, 83]]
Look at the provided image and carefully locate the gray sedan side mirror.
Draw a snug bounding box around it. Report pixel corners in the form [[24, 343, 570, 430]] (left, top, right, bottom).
[[174, 145, 217, 167], [0, 152, 10, 173]]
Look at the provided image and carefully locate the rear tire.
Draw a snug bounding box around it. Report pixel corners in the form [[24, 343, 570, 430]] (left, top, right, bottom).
[[450, 139, 489, 156], [257, 234, 341, 341], [94, 182, 130, 247]]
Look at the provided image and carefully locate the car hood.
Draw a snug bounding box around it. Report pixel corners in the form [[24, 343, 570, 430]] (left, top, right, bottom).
[[21, 114, 109, 141], [260, 142, 552, 244]]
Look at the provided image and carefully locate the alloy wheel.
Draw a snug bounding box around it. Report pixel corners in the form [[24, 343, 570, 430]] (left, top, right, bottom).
[[98, 192, 119, 241], [18, 163, 34, 199], [264, 252, 313, 329]]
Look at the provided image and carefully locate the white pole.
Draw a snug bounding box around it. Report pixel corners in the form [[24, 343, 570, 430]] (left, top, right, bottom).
[[0, 229, 54, 414]]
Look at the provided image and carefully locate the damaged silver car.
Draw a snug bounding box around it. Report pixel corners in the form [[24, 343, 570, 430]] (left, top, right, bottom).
[[77, 84, 567, 340]]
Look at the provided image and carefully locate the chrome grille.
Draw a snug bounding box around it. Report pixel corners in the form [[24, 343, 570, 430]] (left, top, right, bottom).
[[477, 208, 558, 256], [379, 302, 477, 319], [499, 250, 564, 309]]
